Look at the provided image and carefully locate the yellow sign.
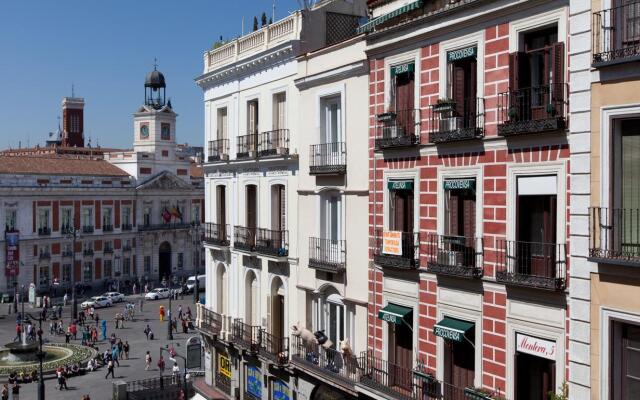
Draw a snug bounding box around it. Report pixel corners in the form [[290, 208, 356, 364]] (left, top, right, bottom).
[[382, 230, 403, 256], [218, 354, 231, 378]]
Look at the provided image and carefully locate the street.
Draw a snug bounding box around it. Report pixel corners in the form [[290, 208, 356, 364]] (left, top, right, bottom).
[[1, 293, 203, 400]]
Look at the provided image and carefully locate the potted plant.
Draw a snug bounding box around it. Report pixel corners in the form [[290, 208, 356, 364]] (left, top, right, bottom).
[[508, 106, 519, 121], [549, 382, 569, 400], [464, 387, 507, 400], [433, 98, 457, 113]]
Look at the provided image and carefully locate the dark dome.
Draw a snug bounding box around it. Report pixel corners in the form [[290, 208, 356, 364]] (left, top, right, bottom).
[[145, 69, 166, 88]]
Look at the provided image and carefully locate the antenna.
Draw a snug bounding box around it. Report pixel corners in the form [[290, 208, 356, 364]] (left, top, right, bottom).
[[242, 16, 245, 35], [71, 83, 75, 98], [272, 0, 276, 22], [154, 57, 158, 70]]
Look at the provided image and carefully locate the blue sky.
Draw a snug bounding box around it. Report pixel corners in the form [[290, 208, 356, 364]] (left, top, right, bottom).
[[0, 0, 300, 149]]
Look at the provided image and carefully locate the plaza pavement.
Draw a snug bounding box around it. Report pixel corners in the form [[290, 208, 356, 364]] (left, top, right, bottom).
[[0, 293, 204, 400]]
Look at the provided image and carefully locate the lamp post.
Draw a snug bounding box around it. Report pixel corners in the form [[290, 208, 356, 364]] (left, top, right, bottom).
[[21, 284, 25, 323], [25, 312, 45, 400], [166, 274, 173, 341], [64, 222, 80, 321], [191, 225, 202, 304], [161, 344, 188, 397]]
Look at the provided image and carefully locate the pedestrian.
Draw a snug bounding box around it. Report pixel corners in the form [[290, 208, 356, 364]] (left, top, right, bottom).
[[178, 305, 183, 320], [182, 319, 188, 334], [158, 355, 165, 374], [13, 324, 21, 343], [144, 283, 148, 293], [123, 341, 130, 359], [144, 324, 151, 340], [70, 323, 77, 340], [101, 319, 107, 341], [186, 306, 192, 320], [105, 359, 115, 379], [57, 304, 63, 319], [172, 362, 180, 384], [112, 345, 120, 367], [1, 384, 7, 400], [159, 305, 165, 322], [11, 382, 19, 400], [95, 312, 99, 325], [145, 351, 152, 371], [133, 283, 137, 295], [65, 329, 70, 344], [114, 314, 119, 329], [63, 292, 68, 306], [139, 298, 144, 312]]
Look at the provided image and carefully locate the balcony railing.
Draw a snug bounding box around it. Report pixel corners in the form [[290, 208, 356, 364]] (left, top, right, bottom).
[[121, 223, 132, 231], [258, 129, 289, 157], [372, 230, 420, 269], [61, 250, 73, 258], [375, 109, 421, 150], [82, 226, 94, 234], [123, 244, 133, 252], [83, 249, 94, 256], [256, 228, 289, 257], [426, 234, 483, 278], [259, 330, 289, 365], [39, 252, 51, 260], [61, 225, 74, 235], [496, 240, 566, 291], [593, 2, 640, 66], [200, 306, 223, 337], [309, 237, 346, 273], [234, 226, 256, 252], [38, 227, 51, 236], [231, 319, 261, 354], [428, 98, 484, 144], [291, 336, 362, 387], [138, 223, 192, 232], [203, 222, 230, 246], [207, 139, 229, 162], [310, 142, 346, 175], [590, 207, 640, 266], [236, 134, 258, 159], [103, 247, 114, 254], [103, 224, 114, 232], [497, 83, 567, 136]]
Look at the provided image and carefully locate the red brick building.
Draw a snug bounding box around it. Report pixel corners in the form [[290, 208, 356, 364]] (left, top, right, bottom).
[[361, 0, 570, 398]]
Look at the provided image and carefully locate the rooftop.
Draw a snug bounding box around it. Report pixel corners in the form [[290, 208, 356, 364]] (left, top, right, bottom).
[[0, 156, 130, 177]]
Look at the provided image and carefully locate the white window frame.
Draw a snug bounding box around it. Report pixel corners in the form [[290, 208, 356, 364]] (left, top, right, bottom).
[[438, 31, 485, 100], [38, 208, 51, 230], [384, 49, 421, 113], [382, 169, 420, 232], [437, 166, 484, 237], [600, 307, 640, 399]]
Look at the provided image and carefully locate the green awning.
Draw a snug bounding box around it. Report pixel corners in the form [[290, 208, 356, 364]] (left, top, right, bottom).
[[433, 317, 474, 343], [357, 0, 423, 34], [378, 304, 412, 325], [388, 180, 413, 190], [443, 178, 475, 191]]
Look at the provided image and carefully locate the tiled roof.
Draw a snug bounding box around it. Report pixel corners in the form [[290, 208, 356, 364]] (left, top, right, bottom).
[[0, 156, 130, 177]]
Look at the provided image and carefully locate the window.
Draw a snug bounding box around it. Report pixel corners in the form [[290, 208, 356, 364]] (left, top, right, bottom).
[[245, 270, 259, 326], [39, 244, 50, 257], [104, 241, 113, 252], [70, 114, 80, 133], [103, 259, 112, 278], [246, 185, 257, 229], [82, 208, 93, 228], [161, 123, 171, 140], [446, 46, 478, 130], [315, 289, 346, 350], [271, 185, 286, 231], [143, 206, 151, 226], [177, 253, 184, 270], [62, 264, 71, 283], [38, 208, 50, 230], [122, 207, 131, 226], [389, 62, 415, 112], [191, 204, 200, 225], [39, 266, 49, 286], [144, 256, 151, 275], [611, 321, 640, 399], [217, 186, 226, 225], [444, 179, 476, 238], [5, 209, 17, 231], [389, 180, 415, 232], [321, 191, 341, 241], [123, 258, 131, 276], [247, 100, 259, 135], [114, 258, 121, 277], [273, 92, 286, 130], [321, 95, 341, 144], [217, 107, 228, 140], [61, 208, 72, 231], [103, 208, 112, 228], [83, 262, 92, 282]]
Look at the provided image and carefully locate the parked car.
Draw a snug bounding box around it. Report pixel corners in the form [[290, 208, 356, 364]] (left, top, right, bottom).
[[81, 296, 112, 309], [185, 275, 206, 294], [145, 288, 171, 300], [103, 292, 125, 303]]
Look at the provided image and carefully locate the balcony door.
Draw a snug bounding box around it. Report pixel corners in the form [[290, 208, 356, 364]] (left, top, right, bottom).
[[271, 185, 286, 232], [444, 179, 476, 267], [516, 176, 557, 278], [247, 99, 259, 152], [216, 185, 226, 226], [615, 0, 640, 50], [245, 271, 259, 326], [273, 92, 286, 130], [321, 192, 341, 263], [270, 277, 285, 340], [447, 48, 477, 130], [319, 95, 342, 164], [246, 185, 257, 247], [388, 310, 413, 392], [390, 63, 415, 137], [217, 107, 228, 140]]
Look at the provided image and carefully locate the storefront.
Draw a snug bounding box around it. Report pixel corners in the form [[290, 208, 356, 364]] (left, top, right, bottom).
[[271, 378, 292, 400], [245, 364, 263, 400], [514, 333, 556, 400], [433, 316, 475, 394], [215, 349, 232, 396]]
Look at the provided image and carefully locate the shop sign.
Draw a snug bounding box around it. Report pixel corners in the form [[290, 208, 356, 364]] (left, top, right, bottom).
[[516, 333, 556, 360], [447, 46, 477, 62], [246, 366, 262, 398], [443, 178, 475, 191], [218, 354, 231, 378], [434, 325, 463, 342], [391, 62, 415, 76], [5, 231, 19, 277], [382, 230, 403, 256], [388, 180, 413, 190], [272, 379, 291, 400]]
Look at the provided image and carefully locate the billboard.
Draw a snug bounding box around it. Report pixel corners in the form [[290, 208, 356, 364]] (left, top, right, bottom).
[[5, 231, 19, 277]]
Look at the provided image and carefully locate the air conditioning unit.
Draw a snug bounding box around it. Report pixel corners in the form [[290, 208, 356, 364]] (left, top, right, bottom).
[[439, 116, 461, 132], [383, 125, 405, 138], [437, 250, 462, 266]]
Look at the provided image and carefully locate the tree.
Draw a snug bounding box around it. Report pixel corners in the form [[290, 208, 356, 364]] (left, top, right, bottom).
[[261, 12, 267, 27], [253, 16, 258, 31]]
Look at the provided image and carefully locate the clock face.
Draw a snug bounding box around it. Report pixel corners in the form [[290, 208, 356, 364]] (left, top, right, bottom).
[[140, 124, 149, 139], [161, 123, 170, 140]]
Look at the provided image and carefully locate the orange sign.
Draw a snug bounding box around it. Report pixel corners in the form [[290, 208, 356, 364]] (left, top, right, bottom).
[[382, 231, 402, 256]]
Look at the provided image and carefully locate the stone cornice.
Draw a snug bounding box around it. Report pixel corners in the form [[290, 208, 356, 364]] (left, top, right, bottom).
[[294, 60, 369, 90]]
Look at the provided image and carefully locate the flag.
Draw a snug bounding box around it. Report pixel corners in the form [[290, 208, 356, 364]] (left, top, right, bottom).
[[171, 206, 182, 221], [162, 208, 171, 223]]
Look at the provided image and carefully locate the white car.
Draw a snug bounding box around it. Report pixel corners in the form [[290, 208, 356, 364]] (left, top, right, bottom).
[[81, 296, 112, 309], [145, 288, 171, 300], [103, 292, 125, 303]]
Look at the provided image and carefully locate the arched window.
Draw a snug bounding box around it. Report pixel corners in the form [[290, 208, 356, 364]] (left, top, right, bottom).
[[270, 277, 285, 339], [245, 270, 259, 326], [216, 263, 227, 315], [315, 287, 345, 349]]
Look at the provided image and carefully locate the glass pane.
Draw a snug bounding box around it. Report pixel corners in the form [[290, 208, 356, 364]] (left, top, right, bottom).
[[330, 196, 339, 241], [328, 303, 337, 347], [330, 103, 339, 143]]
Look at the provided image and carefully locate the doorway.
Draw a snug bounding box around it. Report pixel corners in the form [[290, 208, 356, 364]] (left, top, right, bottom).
[[515, 352, 555, 400], [159, 241, 171, 280], [271, 278, 285, 340], [388, 311, 413, 392]]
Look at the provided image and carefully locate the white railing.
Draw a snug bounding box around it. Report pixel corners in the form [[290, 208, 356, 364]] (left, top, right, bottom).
[[204, 11, 301, 72]]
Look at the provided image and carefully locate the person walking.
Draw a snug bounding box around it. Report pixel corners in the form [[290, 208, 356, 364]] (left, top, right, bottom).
[[139, 297, 144, 312], [13, 324, 21, 343], [101, 319, 107, 341], [157, 355, 166, 375], [178, 305, 183, 320], [11, 382, 20, 400], [111, 345, 120, 367], [70, 323, 77, 340], [63, 292, 68, 306], [144, 324, 151, 340], [159, 305, 165, 322], [123, 341, 130, 359], [171, 362, 180, 385], [1, 384, 7, 400], [105, 359, 115, 379], [145, 351, 152, 371]]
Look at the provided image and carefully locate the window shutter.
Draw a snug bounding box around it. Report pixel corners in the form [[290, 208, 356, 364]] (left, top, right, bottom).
[[463, 196, 476, 239], [551, 42, 565, 115], [407, 192, 414, 233], [468, 59, 478, 123], [247, 186, 257, 229], [280, 185, 286, 232], [449, 192, 460, 236], [508, 52, 520, 91], [453, 64, 466, 111]]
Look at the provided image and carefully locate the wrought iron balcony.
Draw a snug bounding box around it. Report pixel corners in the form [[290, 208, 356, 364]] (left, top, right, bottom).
[[258, 129, 290, 157], [428, 98, 484, 144], [309, 142, 346, 175], [589, 207, 640, 266], [256, 228, 289, 257], [122, 245, 133, 252], [231, 319, 261, 354], [593, 2, 640, 66], [372, 229, 420, 269], [121, 224, 132, 231], [425, 234, 483, 278], [61, 250, 73, 258], [496, 240, 566, 291], [374, 109, 421, 150], [39, 252, 51, 260], [291, 336, 362, 388], [61, 225, 74, 235], [138, 222, 192, 232], [234, 226, 256, 252], [236, 133, 259, 159], [203, 222, 230, 246], [207, 139, 229, 162], [497, 83, 567, 136], [102, 224, 114, 232], [199, 306, 223, 337], [259, 330, 289, 365], [103, 247, 114, 254], [83, 249, 94, 256], [82, 226, 94, 234], [38, 227, 51, 236], [309, 237, 346, 273]]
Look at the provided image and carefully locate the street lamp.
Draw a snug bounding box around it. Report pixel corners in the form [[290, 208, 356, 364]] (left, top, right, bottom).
[[160, 344, 188, 396], [64, 222, 80, 320], [190, 225, 203, 304], [25, 312, 45, 400], [166, 274, 173, 341]]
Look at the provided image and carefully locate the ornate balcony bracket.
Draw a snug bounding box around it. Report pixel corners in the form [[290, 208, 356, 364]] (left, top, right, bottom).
[[426, 262, 482, 278], [373, 254, 418, 269], [498, 117, 565, 137], [429, 128, 483, 144], [496, 271, 566, 291]]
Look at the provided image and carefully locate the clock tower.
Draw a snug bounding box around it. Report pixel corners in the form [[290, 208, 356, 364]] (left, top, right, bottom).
[[133, 66, 177, 158]]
